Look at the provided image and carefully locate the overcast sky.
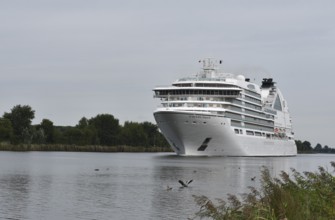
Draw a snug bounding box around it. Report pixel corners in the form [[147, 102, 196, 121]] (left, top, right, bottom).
[[1, 0, 334, 147]]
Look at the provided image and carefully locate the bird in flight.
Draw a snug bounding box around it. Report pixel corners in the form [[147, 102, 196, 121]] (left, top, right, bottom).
[[178, 180, 193, 187]]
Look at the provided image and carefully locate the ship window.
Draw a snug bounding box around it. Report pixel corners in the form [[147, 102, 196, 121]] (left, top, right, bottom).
[[273, 95, 283, 111], [240, 129, 243, 134], [234, 129, 239, 134], [246, 130, 254, 135], [255, 132, 262, 136]]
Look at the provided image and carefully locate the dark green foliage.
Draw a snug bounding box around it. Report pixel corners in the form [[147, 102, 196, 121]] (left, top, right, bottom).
[[141, 122, 159, 146], [1, 105, 334, 152], [39, 119, 55, 144], [118, 121, 168, 147], [295, 140, 335, 153], [63, 127, 84, 145], [314, 143, 322, 152], [314, 144, 335, 153], [77, 117, 89, 129], [141, 121, 167, 147], [193, 162, 335, 220], [88, 114, 120, 146], [3, 105, 35, 144], [0, 105, 168, 149], [50, 117, 168, 148], [120, 121, 148, 146], [0, 118, 13, 142], [32, 126, 46, 144], [295, 140, 313, 153]]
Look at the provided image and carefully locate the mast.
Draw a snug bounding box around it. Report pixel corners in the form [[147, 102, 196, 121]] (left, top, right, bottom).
[[198, 58, 222, 79]]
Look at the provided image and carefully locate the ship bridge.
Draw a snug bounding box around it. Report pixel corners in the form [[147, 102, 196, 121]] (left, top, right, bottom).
[[153, 87, 241, 98]]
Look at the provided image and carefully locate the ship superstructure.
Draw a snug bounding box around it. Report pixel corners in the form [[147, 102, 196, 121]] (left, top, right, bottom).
[[153, 59, 297, 156]]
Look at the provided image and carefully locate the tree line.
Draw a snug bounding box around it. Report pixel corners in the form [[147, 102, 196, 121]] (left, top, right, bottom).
[[0, 105, 168, 148], [1, 105, 334, 153], [295, 140, 335, 153]]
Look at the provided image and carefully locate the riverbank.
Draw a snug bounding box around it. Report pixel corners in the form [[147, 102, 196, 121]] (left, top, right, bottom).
[[0, 144, 173, 152]]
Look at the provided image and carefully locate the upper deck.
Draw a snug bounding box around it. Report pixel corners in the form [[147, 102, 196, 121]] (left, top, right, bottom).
[[153, 58, 261, 99]]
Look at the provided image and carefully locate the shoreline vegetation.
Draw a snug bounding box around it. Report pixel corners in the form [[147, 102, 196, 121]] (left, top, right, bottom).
[[193, 161, 335, 220], [0, 105, 170, 152], [0, 144, 173, 152], [0, 105, 334, 153], [0, 143, 333, 153]]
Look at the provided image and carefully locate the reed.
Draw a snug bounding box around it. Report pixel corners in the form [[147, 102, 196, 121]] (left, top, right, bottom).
[[193, 161, 335, 220]]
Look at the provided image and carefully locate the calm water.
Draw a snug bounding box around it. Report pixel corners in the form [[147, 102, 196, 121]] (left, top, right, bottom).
[[0, 152, 334, 220]]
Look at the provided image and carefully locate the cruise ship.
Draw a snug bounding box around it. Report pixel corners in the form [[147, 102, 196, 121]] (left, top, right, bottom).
[[153, 59, 297, 156]]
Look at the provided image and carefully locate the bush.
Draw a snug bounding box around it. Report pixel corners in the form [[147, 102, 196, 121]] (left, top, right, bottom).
[[193, 162, 335, 220]]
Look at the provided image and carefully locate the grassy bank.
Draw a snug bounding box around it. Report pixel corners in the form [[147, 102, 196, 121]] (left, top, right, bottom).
[[193, 161, 335, 220], [0, 144, 173, 153]]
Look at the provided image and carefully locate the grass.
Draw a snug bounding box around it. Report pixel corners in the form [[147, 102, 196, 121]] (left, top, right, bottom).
[[193, 161, 335, 220]]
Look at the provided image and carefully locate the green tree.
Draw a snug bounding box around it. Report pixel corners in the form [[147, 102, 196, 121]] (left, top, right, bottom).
[[3, 105, 35, 144], [295, 140, 302, 151], [302, 141, 313, 152], [0, 118, 13, 142], [314, 143, 322, 152], [62, 127, 83, 145], [32, 126, 46, 144], [77, 117, 89, 129], [120, 121, 148, 146], [89, 114, 120, 146], [296, 140, 313, 153], [141, 122, 158, 146], [40, 119, 55, 144], [140, 121, 168, 147], [153, 132, 168, 147], [53, 126, 72, 144]]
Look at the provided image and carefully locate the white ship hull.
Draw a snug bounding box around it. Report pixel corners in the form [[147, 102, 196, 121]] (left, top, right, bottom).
[[154, 111, 297, 156]]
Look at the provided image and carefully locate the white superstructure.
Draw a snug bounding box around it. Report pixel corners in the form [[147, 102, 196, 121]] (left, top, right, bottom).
[[153, 58, 297, 156]]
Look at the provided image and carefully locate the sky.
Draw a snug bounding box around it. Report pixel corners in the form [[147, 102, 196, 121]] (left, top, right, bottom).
[[1, 0, 334, 147]]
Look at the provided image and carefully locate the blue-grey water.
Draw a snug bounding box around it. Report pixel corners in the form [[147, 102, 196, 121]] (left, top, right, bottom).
[[0, 152, 334, 220]]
